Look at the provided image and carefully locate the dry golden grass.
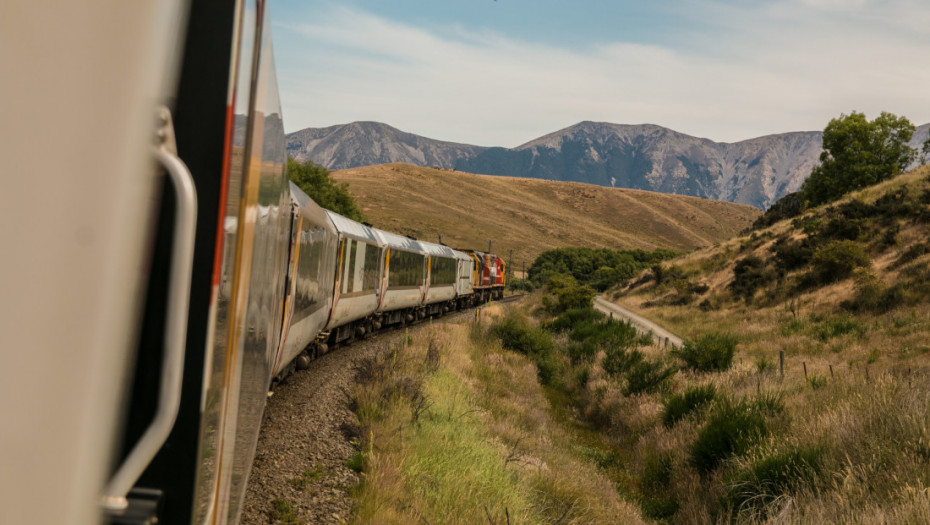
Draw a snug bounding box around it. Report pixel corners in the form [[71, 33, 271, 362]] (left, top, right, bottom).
[[332, 163, 760, 265], [586, 165, 930, 522]]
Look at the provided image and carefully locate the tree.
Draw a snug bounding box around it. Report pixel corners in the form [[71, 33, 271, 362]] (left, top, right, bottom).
[[801, 111, 916, 206], [288, 158, 366, 223]]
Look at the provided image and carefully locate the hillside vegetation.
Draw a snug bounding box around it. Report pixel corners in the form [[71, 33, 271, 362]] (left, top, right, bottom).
[[331, 163, 760, 266], [589, 164, 930, 521]]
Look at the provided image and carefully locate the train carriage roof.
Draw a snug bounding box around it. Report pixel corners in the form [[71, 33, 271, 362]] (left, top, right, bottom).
[[418, 240, 457, 259], [373, 228, 426, 254], [324, 209, 381, 245]]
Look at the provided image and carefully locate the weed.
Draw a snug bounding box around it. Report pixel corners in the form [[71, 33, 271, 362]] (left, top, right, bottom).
[[724, 446, 823, 515], [602, 346, 644, 377], [756, 356, 773, 374], [807, 240, 870, 285], [807, 374, 827, 389], [543, 307, 604, 332], [271, 498, 300, 524], [623, 359, 676, 396], [345, 452, 366, 473], [689, 397, 770, 474], [673, 332, 738, 372], [730, 255, 774, 303], [812, 315, 866, 341], [661, 383, 717, 427]]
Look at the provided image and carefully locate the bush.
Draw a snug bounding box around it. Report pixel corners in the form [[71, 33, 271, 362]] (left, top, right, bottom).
[[729, 256, 773, 303], [689, 397, 769, 474], [288, 158, 366, 222], [724, 446, 823, 514], [672, 333, 738, 372], [602, 347, 644, 377], [808, 240, 870, 285], [752, 192, 804, 230], [623, 359, 675, 396], [554, 283, 596, 312], [543, 307, 604, 332], [771, 237, 813, 270], [638, 450, 680, 520], [661, 384, 717, 428], [811, 315, 865, 341], [491, 314, 560, 385]]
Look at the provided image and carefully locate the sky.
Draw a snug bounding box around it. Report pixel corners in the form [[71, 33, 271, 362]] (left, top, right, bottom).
[[269, 0, 930, 147]]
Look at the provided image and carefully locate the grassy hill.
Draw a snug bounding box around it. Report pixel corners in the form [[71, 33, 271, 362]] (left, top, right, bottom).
[[593, 164, 930, 521], [331, 163, 761, 267]]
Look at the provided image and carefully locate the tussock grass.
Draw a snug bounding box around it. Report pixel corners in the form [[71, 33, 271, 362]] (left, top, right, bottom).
[[596, 164, 930, 522], [349, 304, 644, 524]]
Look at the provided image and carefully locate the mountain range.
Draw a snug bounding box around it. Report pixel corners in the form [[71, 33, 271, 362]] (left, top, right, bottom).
[[286, 121, 930, 209]]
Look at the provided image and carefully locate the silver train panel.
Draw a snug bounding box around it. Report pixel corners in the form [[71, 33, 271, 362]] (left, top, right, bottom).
[[453, 250, 475, 297], [374, 229, 428, 312], [325, 211, 384, 330], [276, 183, 338, 374], [194, 4, 291, 523]]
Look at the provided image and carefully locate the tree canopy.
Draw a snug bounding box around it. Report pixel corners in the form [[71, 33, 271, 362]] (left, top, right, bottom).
[[527, 246, 678, 291], [801, 111, 916, 207], [288, 158, 366, 223]]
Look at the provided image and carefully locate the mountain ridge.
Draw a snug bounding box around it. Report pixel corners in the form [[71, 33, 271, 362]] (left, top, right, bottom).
[[287, 121, 930, 209]]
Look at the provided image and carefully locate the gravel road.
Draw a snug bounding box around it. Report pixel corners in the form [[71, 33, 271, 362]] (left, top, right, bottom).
[[239, 326, 417, 525], [594, 296, 683, 347]]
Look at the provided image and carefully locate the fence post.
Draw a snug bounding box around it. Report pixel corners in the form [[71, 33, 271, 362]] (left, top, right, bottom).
[[829, 364, 834, 379], [803, 361, 808, 381], [779, 350, 785, 380]]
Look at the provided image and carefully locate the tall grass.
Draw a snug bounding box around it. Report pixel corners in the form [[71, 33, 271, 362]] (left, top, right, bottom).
[[349, 305, 644, 524]]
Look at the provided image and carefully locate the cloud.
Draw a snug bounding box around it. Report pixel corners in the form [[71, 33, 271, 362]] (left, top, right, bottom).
[[273, 3, 930, 146]]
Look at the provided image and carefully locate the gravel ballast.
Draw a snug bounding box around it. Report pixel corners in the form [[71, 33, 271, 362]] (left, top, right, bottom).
[[239, 324, 430, 524]]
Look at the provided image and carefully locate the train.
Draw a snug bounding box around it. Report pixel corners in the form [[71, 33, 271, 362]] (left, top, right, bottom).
[[1, 1, 505, 525]]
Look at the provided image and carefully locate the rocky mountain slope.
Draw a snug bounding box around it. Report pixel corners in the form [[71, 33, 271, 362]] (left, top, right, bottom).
[[288, 121, 930, 210]]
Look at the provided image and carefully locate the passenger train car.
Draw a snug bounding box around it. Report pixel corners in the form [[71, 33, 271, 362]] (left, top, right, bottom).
[[1, 1, 505, 524]]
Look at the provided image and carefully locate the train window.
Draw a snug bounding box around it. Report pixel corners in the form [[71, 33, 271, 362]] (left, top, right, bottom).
[[430, 256, 456, 286], [362, 243, 381, 291], [345, 239, 357, 293], [388, 250, 424, 288]]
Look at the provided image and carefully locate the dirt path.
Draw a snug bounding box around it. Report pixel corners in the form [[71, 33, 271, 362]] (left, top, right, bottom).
[[593, 296, 683, 347]]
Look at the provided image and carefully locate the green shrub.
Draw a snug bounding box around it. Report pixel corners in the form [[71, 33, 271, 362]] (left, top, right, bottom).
[[661, 384, 717, 428], [729, 256, 774, 303], [807, 374, 827, 389], [271, 498, 299, 523], [752, 192, 804, 230], [638, 450, 680, 519], [602, 347, 644, 377], [672, 332, 738, 372], [808, 240, 870, 285], [811, 315, 865, 341], [491, 313, 560, 385], [895, 241, 930, 267], [543, 307, 604, 332], [771, 237, 813, 270], [689, 397, 770, 474], [492, 314, 555, 355], [623, 359, 676, 396], [816, 217, 863, 242], [724, 446, 823, 514], [566, 340, 599, 364]]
